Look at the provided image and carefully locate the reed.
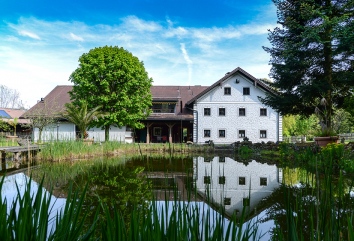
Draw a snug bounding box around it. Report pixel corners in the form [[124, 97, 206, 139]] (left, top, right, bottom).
[[0, 174, 262, 241]]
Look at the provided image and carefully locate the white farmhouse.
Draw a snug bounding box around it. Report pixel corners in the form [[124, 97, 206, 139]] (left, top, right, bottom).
[[186, 67, 282, 144]]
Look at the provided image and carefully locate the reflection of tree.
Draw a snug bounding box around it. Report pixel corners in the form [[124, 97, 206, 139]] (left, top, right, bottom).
[[257, 180, 354, 240], [68, 163, 153, 231]]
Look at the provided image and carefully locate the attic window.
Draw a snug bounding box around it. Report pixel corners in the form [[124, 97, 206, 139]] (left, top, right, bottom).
[[243, 87, 250, 95], [224, 87, 231, 95]]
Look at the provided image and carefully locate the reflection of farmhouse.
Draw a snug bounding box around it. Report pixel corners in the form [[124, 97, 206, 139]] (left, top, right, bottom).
[[21, 67, 281, 143], [194, 156, 282, 217]]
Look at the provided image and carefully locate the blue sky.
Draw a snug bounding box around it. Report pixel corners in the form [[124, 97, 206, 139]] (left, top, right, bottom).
[[0, 0, 277, 107]]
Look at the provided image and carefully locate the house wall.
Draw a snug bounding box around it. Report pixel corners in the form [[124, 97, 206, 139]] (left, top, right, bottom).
[[33, 123, 127, 143], [193, 73, 282, 144], [87, 126, 126, 142], [33, 122, 76, 142], [194, 156, 281, 216]]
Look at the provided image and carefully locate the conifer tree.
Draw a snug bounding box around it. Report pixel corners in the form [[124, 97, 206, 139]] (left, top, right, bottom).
[[261, 0, 354, 132]]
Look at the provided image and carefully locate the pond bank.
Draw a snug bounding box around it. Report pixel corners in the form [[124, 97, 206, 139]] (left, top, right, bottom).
[[8, 140, 354, 163]]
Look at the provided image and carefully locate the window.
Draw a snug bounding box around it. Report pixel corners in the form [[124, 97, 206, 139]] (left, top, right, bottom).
[[239, 108, 246, 116], [224, 87, 231, 95], [260, 177, 267, 186], [239, 130, 245, 138], [260, 130, 267, 138], [204, 157, 212, 162], [219, 108, 226, 116], [224, 197, 231, 205], [204, 176, 211, 184], [219, 176, 226, 185], [239, 177, 246, 185], [153, 127, 161, 136], [243, 198, 250, 207], [243, 87, 250, 95], [152, 102, 176, 113], [219, 129, 226, 138], [204, 108, 211, 116], [260, 108, 267, 116], [204, 129, 211, 138]]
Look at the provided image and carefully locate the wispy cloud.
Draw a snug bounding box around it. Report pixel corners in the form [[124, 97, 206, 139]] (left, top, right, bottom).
[[70, 33, 84, 42], [18, 30, 40, 39], [0, 13, 275, 107], [180, 43, 193, 85]]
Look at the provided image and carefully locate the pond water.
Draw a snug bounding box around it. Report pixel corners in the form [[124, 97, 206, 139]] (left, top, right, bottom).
[[1, 154, 353, 240]]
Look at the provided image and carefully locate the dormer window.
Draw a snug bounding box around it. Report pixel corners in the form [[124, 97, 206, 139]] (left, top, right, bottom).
[[152, 102, 176, 113]]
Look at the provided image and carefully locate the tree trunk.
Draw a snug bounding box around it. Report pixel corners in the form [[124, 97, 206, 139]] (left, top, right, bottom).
[[323, 1, 333, 131], [105, 125, 109, 142]]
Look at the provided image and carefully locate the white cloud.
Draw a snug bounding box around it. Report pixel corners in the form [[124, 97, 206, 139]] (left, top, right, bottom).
[[18, 30, 40, 39], [0, 15, 275, 107], [70, 33, 84, 42], [180, 43, 193, 85], [120, 16, 162, 32]]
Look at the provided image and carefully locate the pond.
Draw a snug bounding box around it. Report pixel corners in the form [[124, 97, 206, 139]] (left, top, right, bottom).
[[1, 152, 354, 240]]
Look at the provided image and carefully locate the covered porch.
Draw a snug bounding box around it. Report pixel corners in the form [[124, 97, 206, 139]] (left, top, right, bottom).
[[135, 119, 194, 144]]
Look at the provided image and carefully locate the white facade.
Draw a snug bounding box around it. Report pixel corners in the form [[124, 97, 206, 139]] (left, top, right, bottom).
[[32, 122, 130, 143], [192, 70, 282, 144], [194, 156, 281, 216]]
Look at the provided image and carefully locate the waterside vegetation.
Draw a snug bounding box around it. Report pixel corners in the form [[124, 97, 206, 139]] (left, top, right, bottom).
[[1, 142, 354, 240]]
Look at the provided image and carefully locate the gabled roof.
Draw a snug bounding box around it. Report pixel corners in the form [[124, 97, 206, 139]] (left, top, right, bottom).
[[22, 85, 209, 119], [21, 85, 72, 118], [186, 67, 274, 105]]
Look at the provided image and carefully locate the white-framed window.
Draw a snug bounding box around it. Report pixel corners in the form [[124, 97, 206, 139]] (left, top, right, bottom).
[[260, 130, 267, 138], [224, 197, 231, 205], [204, 129, 211, 138], [219, 176, 226, 184], [224, 87, 231, 95], [219, 129, 226, 138], [239, 177, 246, 185], [239, 108, 246, 116], [243, 87, 250, 95], [260, 177, 267, 186], [260, 108, 267, 116], [239, 130, 245, 138], [204, 176, 211, 184], [219, 107, 226, 116], [243, 197, 250, 207], [204, 108, 211, 116]]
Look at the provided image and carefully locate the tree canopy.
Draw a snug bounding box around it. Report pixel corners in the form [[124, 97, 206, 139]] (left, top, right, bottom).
[[69, 46, 153, 141], [260, 0, 354, 132]]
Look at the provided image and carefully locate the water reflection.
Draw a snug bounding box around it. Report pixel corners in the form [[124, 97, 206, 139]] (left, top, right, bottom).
[[7, 155, 279, 239], [193, 156, 282, 218]]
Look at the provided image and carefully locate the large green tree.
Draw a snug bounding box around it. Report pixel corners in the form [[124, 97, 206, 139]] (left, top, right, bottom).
[[261, 0, 354, 133], [69, 46, 153, 141]]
